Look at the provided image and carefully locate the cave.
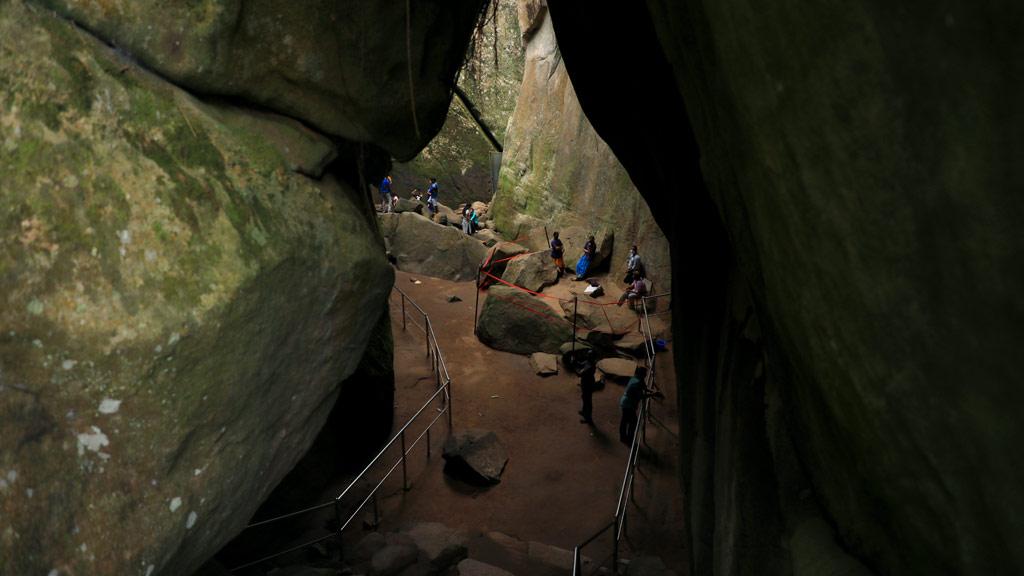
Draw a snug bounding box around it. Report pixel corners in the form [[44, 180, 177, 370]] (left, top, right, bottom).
[[1, 0, 1021, 575]]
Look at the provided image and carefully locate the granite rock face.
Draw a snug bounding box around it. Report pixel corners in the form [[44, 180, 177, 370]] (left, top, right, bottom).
[[490, 5, 670, 288], [0, 2, 398, 574], [34, 0, 487, 159], [476, 286, 570, 355], [548, 1, 1024, 575], [378, 212, 489, 282]]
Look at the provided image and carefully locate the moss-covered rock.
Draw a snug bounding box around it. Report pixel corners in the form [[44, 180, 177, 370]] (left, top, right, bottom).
[[0, 2, 392, 574], [489, 7, 670, 288], [31, 0, 487, 159]]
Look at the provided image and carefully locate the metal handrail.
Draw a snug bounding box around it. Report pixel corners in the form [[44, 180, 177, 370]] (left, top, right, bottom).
[[229, 286, 452, 573], [572, 291, 669, 575]]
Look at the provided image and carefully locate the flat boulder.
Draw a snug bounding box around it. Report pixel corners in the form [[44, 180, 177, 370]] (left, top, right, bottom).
[[476, 286, 572, 354], [530, 353, 559, 376], [379, 212, 489, 282], [481, 242, 530, 279], [597, 358, 639, 381], [562, 297, 641, 336], [443, 430, 508, 486], [394, 198, 425, 214], [502, 251, 559, 292]]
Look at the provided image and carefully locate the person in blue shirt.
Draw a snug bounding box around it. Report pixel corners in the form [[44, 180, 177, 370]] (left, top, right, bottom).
[[426, 177, 439, 216], [619, 366, 650, 444], [380, 175, 393, 213]]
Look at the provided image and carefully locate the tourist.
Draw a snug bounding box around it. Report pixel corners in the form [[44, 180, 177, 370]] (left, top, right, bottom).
[[619, 367, 649, 445], [577, 359, 598, 425], [468, 205, 480, 235], [550, 231, 565, 277], [380, 175, 393, 213], [617, 275, 648, 307], [624, 245, 643, 284], [575, 235, 597, 280], [461, 204, 472, 235], [426, 177, 439, 216]]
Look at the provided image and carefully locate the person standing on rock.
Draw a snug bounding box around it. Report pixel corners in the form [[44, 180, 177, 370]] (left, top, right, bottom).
[[380, 175, 393, 213], [468, 204, 480, 235], [426, 177, 439, 216], [578, 359, 598, 425], [619, 366, 649, 444], [624, 245, 643, 284], [461, 204, 472, 234], [550, 231, 566, 277], [575, 235, 597, 280]]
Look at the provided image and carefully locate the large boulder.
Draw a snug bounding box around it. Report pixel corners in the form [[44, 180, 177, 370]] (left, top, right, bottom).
[[501, 251, 559, 292], [481, 242, 529, 277], [476, 286, 572, 355], [393, 198, 425, 214], [560, 297, 642, 336], [34, 0, 487, 159], [549, 1, 1024, 575], [379, 213, 489, 282], [0, 3, 392, 575]]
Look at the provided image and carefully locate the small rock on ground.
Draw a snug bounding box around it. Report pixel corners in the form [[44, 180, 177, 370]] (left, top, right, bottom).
[[443, 430, 508, 486], [529, 352, 559, 376], [447, 294, 462, 302]]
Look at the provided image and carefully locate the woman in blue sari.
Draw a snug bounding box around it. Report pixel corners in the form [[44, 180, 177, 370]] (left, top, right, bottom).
[[575, 235, 597, 280]]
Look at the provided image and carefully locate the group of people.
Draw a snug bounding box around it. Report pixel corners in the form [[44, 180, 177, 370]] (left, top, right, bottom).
[[548, 231, 599, 280], [548, 231, 649, 306], [576, 353, 654, 445], [380, 176, 484, 237], [379, 175, 440, 216]]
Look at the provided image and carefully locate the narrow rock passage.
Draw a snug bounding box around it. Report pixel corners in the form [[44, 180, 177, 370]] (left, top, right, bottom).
[[381, 270, 687, 573]]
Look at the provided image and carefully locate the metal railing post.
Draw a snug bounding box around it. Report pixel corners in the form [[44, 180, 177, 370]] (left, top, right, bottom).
[[474, 265, 482, 335], [401, 293, 407, 331], [424, 315, 430, 358], [400, 429, 409, 491], [426, 428, 432, 460], [572, 547, 581, 576], [446, 379, 453, 430]]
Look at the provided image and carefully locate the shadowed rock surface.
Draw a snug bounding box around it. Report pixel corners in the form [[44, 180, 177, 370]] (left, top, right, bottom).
[[547, 0, 1024, 574]]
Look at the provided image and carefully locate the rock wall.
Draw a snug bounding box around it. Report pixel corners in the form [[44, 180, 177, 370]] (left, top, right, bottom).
[[33, 0, 486, 160], [392, 0, 524, 207], [547, 1, 1024, 575], [0, 0, 482, 574], [490, 3, 670, 288]]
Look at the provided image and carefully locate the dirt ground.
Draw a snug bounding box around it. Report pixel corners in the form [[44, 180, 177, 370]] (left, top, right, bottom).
[[378, 269, 687, 573]]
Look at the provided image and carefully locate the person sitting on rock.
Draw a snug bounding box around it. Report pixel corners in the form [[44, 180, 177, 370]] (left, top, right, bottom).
[[575, 235, 597, 280], [624, 245, 643, 284], [550, 231, 565, 277], [426, 177, 439, 216], [617, 274, 648, 307]]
